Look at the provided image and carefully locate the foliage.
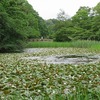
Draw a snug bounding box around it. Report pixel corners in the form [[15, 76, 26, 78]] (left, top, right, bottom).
[[91, 3, 100, 41], [0, 2, 27, 52], [46, 2, 100, 41], [1, 1, 100, 52], [54, 28, 71, 42], [26, 40, 100, 51], [45, 19, 58, 39], [0, 0, 49, 52], [38, 17, 49, 38], [0, 48, 100, 99], [57, 9, 70, 21]]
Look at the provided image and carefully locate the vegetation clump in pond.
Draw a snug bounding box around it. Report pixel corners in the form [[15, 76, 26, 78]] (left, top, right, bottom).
[[0, 48, 100, 99]]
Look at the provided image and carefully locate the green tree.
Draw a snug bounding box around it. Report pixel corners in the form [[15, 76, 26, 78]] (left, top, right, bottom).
[[54, 28, 71, 42], [46, 19, 58, 39], [38, 17, 49, 38], [71, 6, 93, 40], [0, 1, 27, 52], [57, 9, 70, 21], [46, 3, 100, 41], [0, 0, 49, 52], [90, 2, 100, 41], [72, 6, 91, 29], [46, 10, 73, 40]]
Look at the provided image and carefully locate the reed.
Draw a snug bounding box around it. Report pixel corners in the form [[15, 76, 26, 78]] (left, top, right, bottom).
[[26, 40, 100, 49]]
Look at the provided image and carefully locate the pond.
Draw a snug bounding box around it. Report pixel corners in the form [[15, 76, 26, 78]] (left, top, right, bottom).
[[23, 48, 100, 64]]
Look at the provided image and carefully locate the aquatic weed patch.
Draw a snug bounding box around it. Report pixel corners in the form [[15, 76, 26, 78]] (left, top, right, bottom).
[[0, 60, 100, 99], [0, 48, 100, 99]]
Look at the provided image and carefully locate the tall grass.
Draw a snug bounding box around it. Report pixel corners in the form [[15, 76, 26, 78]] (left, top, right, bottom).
[[26, 41, 70, 48], [26, 40, 100, 49]]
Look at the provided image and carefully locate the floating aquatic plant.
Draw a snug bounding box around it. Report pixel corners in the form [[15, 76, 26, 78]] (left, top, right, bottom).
[[0, 48, 100, 99]]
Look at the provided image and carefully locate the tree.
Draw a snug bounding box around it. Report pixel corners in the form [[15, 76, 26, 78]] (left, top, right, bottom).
[[54, 28, 71, 42], [94, 2, 100, 14], [46, 3, 100, 41], [57, 9, 70, 21], [71, 6, 94, 40], [46, 10, 73, 40], [72, 6, 91, 29], [90, 2, 100, 41], [38, 17, 49, 38], [0, 0, 49, 52], [0, 1, 27, 52], [45, 19, 58, 39]]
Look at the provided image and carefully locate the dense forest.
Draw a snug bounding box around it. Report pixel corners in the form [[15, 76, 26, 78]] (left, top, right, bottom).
[[46, 2, 100, 42], [0, 0, 100, 52], [0, 0, 49, 52]]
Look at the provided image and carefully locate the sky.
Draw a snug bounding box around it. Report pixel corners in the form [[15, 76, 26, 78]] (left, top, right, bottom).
[[27, 0, 100, 19]]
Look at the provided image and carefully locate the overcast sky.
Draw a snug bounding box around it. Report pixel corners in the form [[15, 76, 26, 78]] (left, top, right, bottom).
[[27, 0, 100, 19]]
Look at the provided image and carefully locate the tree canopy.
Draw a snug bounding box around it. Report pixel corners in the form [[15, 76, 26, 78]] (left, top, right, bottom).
[[46, 2, 100, 41], [0, 1, 100, 52], [0, 0, 49, 52]]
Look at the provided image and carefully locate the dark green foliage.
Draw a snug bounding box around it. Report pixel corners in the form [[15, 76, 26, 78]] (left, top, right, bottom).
[[0, 0, 49, 52], [72, 7, 91, 29], [45, 19, 58, 39], [1, 0, 100, 52], [0, 2, 26, 52], [46, 2, 100, 41], [54, 28, 71, 42], [38, 17, 49, 38], [71, 4, 100, 41]]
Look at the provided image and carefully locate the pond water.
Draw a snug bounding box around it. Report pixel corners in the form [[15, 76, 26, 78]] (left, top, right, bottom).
[[23, 48, 100, 64], [24, 48, 44, 53], [23, 55, 100, 64]]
